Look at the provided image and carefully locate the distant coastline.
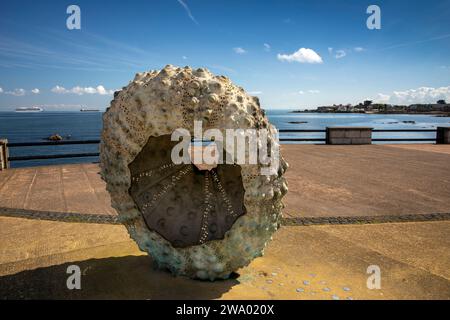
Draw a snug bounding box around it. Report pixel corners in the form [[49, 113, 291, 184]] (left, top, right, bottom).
[[291, 110, 450, 117], [291, 99, 450, 117]]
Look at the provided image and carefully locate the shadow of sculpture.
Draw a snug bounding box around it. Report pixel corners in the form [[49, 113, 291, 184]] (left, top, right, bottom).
[[0, 255, 239, 300]]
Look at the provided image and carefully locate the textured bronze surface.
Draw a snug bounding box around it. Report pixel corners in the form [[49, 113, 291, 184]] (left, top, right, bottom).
[[128, 135, 246, 248]]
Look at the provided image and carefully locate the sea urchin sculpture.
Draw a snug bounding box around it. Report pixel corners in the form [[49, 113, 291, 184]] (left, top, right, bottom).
[[100, 65, 288, 280]]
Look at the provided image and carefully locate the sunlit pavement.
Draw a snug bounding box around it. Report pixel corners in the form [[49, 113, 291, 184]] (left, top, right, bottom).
[[1, 144, 449, 299], [0, 217, 449, 299]]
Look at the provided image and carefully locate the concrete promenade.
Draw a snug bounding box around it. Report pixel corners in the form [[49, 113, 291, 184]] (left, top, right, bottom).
[[0, 144, 449, 299]]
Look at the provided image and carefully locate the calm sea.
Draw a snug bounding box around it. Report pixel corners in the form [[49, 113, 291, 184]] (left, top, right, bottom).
[[1, 110, 449, 168]]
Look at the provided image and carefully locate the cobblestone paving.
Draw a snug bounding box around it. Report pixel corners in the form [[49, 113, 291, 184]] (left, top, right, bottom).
[[0, 206, 120, 225], [1, 206, 449, 226], [282, 212, 450, 226]]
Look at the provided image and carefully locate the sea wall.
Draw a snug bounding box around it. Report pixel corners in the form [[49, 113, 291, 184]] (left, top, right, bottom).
[[326, 127, 372, 145], [436, 127, 450, 144]]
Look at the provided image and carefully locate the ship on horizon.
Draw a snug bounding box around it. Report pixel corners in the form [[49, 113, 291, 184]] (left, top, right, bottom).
[[80, 108, 100, 112], [15, 106, 44, 112]]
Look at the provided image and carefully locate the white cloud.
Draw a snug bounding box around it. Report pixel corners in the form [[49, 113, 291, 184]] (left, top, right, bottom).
[[375, 86, 450, 104], [177, 0, 199, 25], [95, 85, 111, 95], [70, 86, 96, 95], [263, 43, 271, 52], [297, 90, 320, 94], [182, 55, 188, 60], [5, 88, 26, 96], [51, 85, 115, 95], [233, 47, 247, 54], [335, 50, 347, 59], [376, 93, 391, 103], [51, 85, 67, 94], [1, 88, 39, 96], [248, 91, 262, 95], [328, 47, 365, 59], [277, 48, 323, 64]]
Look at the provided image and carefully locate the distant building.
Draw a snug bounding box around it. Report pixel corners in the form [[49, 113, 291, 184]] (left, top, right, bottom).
[[307, 101, 450, 114], [408, 104, 450, 112], [317, 106, 336, 112]]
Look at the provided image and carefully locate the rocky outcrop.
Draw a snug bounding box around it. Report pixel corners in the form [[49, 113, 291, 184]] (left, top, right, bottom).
[[47, 134, 63, 141]]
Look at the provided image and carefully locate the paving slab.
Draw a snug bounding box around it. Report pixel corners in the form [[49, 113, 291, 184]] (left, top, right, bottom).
[[1, 144, 450, 299], [0, 216, 448, 300], [281, 144, 450, 217], [1, 144, 450, 219], [0, 163, 115, 216]]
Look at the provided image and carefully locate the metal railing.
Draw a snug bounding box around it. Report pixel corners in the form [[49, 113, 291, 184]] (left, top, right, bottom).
[[3, 128, 441, 163], [278, 129, 327, 142], [278, 128, 439, 143], [7, 140, 100, 162], [8, 140, 101, 147], [371, 129, 437, 142]]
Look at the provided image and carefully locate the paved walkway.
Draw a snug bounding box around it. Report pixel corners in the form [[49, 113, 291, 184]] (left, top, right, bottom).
[[0, 216, 448, 299], [1, 144, 450, 220], [0, 163, 115, 216], [282, 144, 450, 217], [0, 144, 450, 299]]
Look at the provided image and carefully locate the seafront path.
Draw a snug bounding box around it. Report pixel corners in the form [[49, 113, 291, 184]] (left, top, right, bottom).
[[0, 144, 449, 299]]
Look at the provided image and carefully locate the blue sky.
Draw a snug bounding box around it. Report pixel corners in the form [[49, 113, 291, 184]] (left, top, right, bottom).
[[0, 0, 449, 110]]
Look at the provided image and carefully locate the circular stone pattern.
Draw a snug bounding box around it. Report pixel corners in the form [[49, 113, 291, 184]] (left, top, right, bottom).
[[100, 65, 288, 280]]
